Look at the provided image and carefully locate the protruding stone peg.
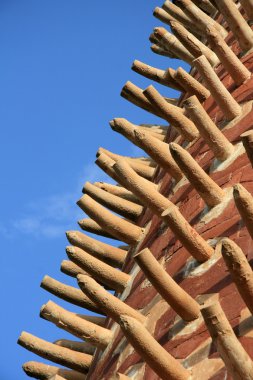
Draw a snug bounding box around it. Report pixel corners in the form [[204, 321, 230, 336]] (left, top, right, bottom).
[[133, 129, 183, 181], [162, 205, 214, 262], [119, 315, 190, 380], [206, 25, 251, 86], [233, 184, 253, 240], [18, 332, 92, 373], [213, 0, 253, 51], [169, 143, 225, 207], [184, 95, 234, 161], [77, 275, 146, 323], [143, 85, 199, 141], [193, 55, 241, 121], [241, 130, 253, 168], [78, 218, 117, 240], [22, 361, 85, 380], [170, 20, 218, 65], [66, 246, 130, 292], [134, 248, 200, 320], [40, 301, 113, 349], [83, 182, 143, 221], [93, 182, 141, 204], [174, 67, 210, 102], [77, 195, 143, 245], [61, 260, 89, 278], [153, 27, 194, 64], [114, 159, 173, 216], [66, 230, 126, 268], [95, 152, 119, 184], [178, 0, 227, 37], [151, 44, 178, 58], [220, 238, 253, 315], [54, 339, 96, 355], [132, 60, 183, 91], [240, 0, 253, 20], [153, 7, 179, 27], [201, 301, 253, 379], [40, 275, 102, 314]]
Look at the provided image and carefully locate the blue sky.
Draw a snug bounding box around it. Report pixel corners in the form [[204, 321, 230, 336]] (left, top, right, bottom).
[[0, 1, 187, 379]]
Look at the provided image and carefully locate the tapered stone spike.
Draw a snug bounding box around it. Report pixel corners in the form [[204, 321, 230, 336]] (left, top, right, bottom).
[[191, 0, 217, 13], [233, 184, 253, 240], [143, 85, 199, 141], [219, 238, 253, 315], [151, 43, 178, 58], [170, 20, 218, 66], [40, 275, 103, 314], [18, 332, 92, 373], [162, 205, 214, 262], [118, 315, 190, 380], [66, 246, 130, 292], [213, 0, 253, 51], [162, 1, 202, 36], [178, 0, 227, 37], [131, 59, 183, 91], [134, 248, 200, 320], [40, 301, 113, 349], [184, 95, 234, 161], [77, 195, 143, 245], [241, 130, 253, 168], [133, 129, 184, 181], [22, 361, 85, 380], [95, 152, 120, 183], [83, 182, 143, 221], [193, 55, 242, 121], [153, 6, 178, 26], [97, 147, 157, 167], [206, 25, 251, 86], [153, 27, 194, 64], [240, 0, 253, 20], [66, 230, 126, 268], [54, 339, 96, 355], [114, 159, 173, 215], [77, 275, 146, 324], [78, 218, 118, 240], [169, 143, 225, 207], [61, 260, 89, 278], [93, 182, 141, 204], [201, 301, 253, 379], [174, 67, 211, 102], [121, 81, 163, 117]]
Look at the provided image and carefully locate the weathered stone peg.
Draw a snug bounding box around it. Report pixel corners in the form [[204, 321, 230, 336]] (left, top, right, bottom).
[[220, 238, 253, 315], [22, 361, 85, 380], [143, 85, 199, 141], [206, 25, 251, 86], [240, 0, 253, 20], [40, 301, 113, 349], [241, 130, 253, 168], [40, 275, 102, 314], [134, 248, 200, 320], [78, 217, 117, 240], [184, 95, 234, 161], [95, 152, 120, 184], [162, 205, 214, 262], [153, 27, 194, 64], [151, 44, 178, 58], [83, 182, 143, 221], [77, 275, 146, 323], [77, 195, 143, 245], [132, 60, 183, 91], [170, 20, 218, 65], [61, 260, 89, 278], [66, 245, 130, 292], [153, 6, 179, 27], [193, 55, 242, 121], [213, 0, 253, 51], [119, 315, 190, 380], [114, 159, 173, 216], [18, 332, 92, 373], [174, 67, 211, 102], [169, 143, 225, 207], [93, 182, 141, 204], [233, 184, 253, 240], [201, 301, 253, 379], [54, 339, 96, 355], [66, 230, 126, 268]]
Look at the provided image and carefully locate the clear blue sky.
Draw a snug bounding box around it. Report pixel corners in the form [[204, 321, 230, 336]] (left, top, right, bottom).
[[0, 1, 187, 379]]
